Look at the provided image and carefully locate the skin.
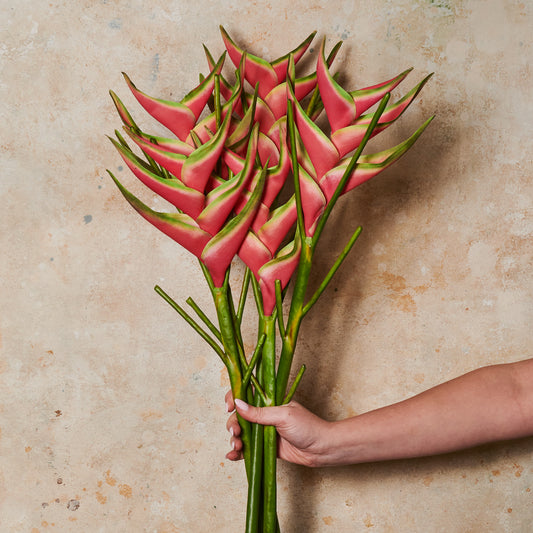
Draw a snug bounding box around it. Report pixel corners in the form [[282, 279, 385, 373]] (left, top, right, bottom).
[[225, 358, 533, 467]]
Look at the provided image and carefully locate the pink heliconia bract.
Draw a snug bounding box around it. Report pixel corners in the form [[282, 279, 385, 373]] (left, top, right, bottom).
[[108, 27, 432, 311]]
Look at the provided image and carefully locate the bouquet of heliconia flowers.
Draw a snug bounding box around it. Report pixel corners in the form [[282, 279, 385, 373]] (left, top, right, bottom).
[[107, 26, 433, 533]]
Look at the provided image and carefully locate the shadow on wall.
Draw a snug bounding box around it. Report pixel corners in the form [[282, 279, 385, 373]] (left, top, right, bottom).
[[280, 101, 461, 531], [281, 434, 533, 533]]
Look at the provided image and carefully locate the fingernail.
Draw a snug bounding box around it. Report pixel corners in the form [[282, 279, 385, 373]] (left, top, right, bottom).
[[229, 427, 235, 437], [225, 401, 231, 413], [231, 440, 236, 450], [234, 399, 249, 411]]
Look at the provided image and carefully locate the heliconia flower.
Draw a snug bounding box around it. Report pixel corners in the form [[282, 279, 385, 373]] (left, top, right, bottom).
[[108, 134, 206, 219], [329, 73, 433, 158], [197, 125, 259, 235], [316, 38, 412, 132], [229, 44, 431, 315], [255, 198, 298, 255], [319, 117, 434, 200], [287, 109, 434, 238], [298, 165, 327, 236], [237, 71, 432, 316], [220, 26, 315, 99], [107, 170, 212, 258], [187, 63, 245, 145], [276, 45, 434, 243], [121, 53, 226, 141], [237, 199, 302, 315], [108, 135, 266, 287], [258, 233, 302, 315], [226, 86, 262, 151], [108, 106, 234, 210], [287, 74, 340, 181], [201, 163, 266, 286], [222, 117, 290, 224], [108, 28, 432, 312], [109, 91, 197, 158], [202, 44, 245, 118], [238, 192, 297, 261], [109, 59, 270, 287], [109, 89, 139, 131], [230, 119, 301, 315], [211, 29, 340, 123]]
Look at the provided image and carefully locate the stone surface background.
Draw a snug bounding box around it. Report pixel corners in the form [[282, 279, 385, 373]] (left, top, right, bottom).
[[1, 1, 532, 531]]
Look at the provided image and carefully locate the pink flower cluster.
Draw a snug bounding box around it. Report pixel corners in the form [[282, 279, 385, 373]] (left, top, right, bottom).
[[108, 28, 431, 314]]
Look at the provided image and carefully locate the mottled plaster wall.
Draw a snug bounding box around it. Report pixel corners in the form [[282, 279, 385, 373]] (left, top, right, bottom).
[[1, 1, 532, 532]]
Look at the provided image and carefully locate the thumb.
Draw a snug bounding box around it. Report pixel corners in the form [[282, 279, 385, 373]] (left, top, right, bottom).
[[234, 399, 285, 427]]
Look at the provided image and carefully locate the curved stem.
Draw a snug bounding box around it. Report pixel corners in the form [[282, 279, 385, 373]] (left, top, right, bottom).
[[274, 279, 286, 338], [277, 94, 392, 405], [237, 268, 252, 325], [282, 364, 306, 405], [154, 286, 226, 362], [242, 334, 266, 389], [214, 74, 222, 129], [186, 296, 222, 342], [250, 274, 265, 322], [198, 260, 215, 292]]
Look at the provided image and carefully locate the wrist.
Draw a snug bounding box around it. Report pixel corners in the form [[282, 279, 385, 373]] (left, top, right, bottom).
[[330, 418, 363, 466], [312, 417, 366, 467]]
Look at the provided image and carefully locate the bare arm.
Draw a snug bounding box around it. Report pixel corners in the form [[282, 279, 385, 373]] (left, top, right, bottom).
[[226, 358, 533, 467]]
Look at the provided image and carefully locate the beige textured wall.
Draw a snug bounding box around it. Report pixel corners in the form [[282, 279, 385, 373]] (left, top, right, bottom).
[[1, 1, 532, 531]]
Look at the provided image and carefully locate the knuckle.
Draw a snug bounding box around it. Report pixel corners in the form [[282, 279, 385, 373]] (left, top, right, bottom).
[[225, 390, 235, 411], [226, 414, 234, 431], [253, 407, 267, 424]]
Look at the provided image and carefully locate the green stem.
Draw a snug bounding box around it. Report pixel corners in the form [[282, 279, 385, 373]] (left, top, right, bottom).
[[250, 274, 265, 321], [263, 425, 277, 533], [186, 296, 222, 342], [154, 286, 226, 363], [237, 268, 252, 325], [250, 374, 269, 406], [242, 334, 266, 389], [246, 392, 264, 533], [305, 84, 321, 117], [212, 286, 252, 471], [282, 364, 306, 405], [274, 280, 286, 338], [226, 283, 248, 371], [245, 318, 267, 533], [198, 260, 215, 292], [214, 74, 222, 129], [262, 315, 277, 533], [275, 238, 313, 404], [212, 286, 241, 369]]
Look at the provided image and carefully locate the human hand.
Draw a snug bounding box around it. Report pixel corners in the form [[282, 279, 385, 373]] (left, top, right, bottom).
[[225, 392, 333, 467]]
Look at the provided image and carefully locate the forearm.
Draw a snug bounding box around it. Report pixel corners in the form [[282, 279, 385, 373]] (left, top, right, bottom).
[[324, 359, 533, 466]]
